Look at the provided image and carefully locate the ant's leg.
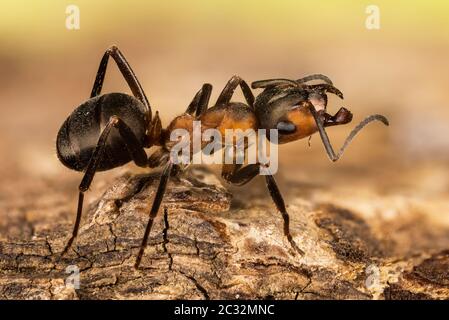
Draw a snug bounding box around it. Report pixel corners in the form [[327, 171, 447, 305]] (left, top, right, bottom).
[[185, 83, 213, 116], [216, 75, 255, 108], [309, 103, 389, 162], [296, 74, 333, 85], [222, 163, 259, 186], [222, 163, 304, 255], [135, 161, 173, 269], [148, 148, 170, 168], [61, 116, 148, 257], [90, 45, 151, 121], [264, 174, 304, 255]]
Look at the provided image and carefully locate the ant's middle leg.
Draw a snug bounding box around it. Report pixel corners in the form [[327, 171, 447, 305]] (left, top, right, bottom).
[[216, 75, 255, 108], [185, 83, 213, 117], [61, 116, 148, 257], [135, 160, 173, 269], [222, 163, 304, 255], [222, 163, 259, 186]]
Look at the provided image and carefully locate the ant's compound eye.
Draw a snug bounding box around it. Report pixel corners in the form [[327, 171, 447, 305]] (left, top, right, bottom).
[[277, 121, 296, 134]]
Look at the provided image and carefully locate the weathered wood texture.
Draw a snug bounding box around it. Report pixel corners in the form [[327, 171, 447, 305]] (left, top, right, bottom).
[[0, 167, 448, 300]]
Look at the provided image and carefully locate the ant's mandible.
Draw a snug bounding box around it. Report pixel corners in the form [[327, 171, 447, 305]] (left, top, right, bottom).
[[56, 46, 389, 268]]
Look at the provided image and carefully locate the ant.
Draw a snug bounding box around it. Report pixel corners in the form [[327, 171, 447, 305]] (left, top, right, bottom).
[[56, 46, 389, 268]]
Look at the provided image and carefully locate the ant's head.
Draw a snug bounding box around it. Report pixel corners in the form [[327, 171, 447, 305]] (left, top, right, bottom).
[[251, 76, 353, 144]]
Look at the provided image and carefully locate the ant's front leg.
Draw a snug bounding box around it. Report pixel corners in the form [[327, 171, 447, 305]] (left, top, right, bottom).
[[60, 116, 148, 257], [263, 173, 305, 255], [222, 163, 304, 256], [216, 75, 255, 108]]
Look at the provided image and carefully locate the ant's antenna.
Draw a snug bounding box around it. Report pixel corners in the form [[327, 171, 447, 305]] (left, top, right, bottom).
[[310, 105, 389, 162], [296, 74, 333, 85], [251, 79, 298, 89]]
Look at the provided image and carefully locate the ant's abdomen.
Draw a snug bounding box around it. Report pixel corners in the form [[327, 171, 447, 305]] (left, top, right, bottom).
[[56, 93, 147, 172]]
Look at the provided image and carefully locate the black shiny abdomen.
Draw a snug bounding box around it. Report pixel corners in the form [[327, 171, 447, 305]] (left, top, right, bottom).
[[56, 93, 147, 172]]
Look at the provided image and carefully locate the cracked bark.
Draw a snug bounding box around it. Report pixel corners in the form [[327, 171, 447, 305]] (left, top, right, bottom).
[[0, 167, 449, 300]]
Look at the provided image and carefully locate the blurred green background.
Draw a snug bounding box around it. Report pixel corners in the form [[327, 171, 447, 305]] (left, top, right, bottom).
[[0, 0, 448, 196]]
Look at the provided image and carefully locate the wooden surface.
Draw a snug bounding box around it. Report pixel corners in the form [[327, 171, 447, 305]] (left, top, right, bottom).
[[1, 164, 448, 300]]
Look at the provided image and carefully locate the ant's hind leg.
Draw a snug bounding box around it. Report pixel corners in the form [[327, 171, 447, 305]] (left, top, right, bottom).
[[90, 45, 151, 121], [60, 116, 148, 257], [216, 75, 255, 108]]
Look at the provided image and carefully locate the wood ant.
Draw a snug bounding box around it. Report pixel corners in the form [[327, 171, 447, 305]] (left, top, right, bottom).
[[56, 46, 389, 268]]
